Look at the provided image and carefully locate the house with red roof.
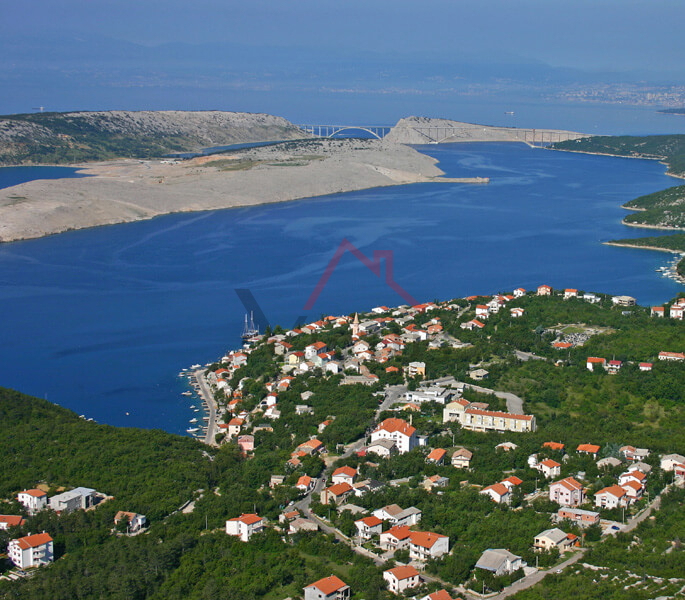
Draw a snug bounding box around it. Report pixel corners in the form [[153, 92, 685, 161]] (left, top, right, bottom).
[[577, 443, 601, 458], [16, 489, 48, 514], [669, 305, 684, 319], [409, 530, 450, 560], [354, 515, 383, 540], [296, 438, 326, 455], [296, 475, 315, 494], [543, 441, 565, 452], [320, 482, 353, 505], [426, 448, 447, 465], [370, 418, 419, 454], [501, 476, 523, 490], [305, 341, 328, 360], [553, 341, 573, 349], [586, 357, 606, 371], [549, 477, 585, 507], [658, 351, 685, 361], [537, 285, 553, 296], [331, 466, 357, 486], [650, 306, 665, 317], [0, 515, 26, 530], [564, 289, 578, 299], [379, 525, 413, 550], [420, 591, 457, 600], [304, 575, 350, 600], [480, 482, 511, 504], [384, 565, 421, 594], [594, 485, 628, 509], [8, 533, 54, 568], [460, 319, 486, 330], [538, 458, 562, 478], [225, 513, 264, 542]]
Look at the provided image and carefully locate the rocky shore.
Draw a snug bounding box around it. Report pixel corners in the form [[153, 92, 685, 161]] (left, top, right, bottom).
[[0, 138, 474, 242]]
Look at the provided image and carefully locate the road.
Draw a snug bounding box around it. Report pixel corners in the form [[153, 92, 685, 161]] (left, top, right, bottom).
[[485, 549, 588, 600], [462, 383, 525, 414], [193, 370, 218, 446]]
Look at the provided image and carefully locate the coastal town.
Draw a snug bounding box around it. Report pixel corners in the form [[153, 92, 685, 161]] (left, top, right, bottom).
[[5, 284, 683, 599], [0, 285, 685, 600]]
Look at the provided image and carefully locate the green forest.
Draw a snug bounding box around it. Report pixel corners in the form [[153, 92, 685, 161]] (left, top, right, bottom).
[[1, 290, 684, 599], [552, 134, 685, 177]]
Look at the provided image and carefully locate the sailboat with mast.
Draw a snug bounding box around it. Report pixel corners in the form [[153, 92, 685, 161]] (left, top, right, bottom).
[[241, 311, 259, 341]]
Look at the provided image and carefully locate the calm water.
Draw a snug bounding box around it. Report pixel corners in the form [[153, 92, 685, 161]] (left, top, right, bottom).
[[0, 143, 682, 434]]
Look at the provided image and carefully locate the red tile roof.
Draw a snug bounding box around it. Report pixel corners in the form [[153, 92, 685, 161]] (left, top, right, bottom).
[[16, 533, 52, 549], [357, 516, 382, 528], [427, 448, 447, 462], [386, 565, 420, 580], [375, 417, 416, 437], [577, 444, 600, 454], [307, 575, 348, 595], [20, 489, 46, 498], [596, 485, 626, 498], [0, 515, 25, 528], [543, 442, 565, 450], [409, 530, 447, 549], [332, 466, 357, 478]]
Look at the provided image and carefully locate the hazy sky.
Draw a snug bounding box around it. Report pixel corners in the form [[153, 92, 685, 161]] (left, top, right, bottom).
[[6, 0, 684, 70], [3, 0, 685, 125]]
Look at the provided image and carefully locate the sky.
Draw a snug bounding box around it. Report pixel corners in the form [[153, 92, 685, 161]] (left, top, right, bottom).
[[2, 0, 685, 126]]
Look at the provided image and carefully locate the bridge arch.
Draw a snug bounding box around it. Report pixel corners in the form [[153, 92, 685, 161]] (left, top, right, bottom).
[[326, 126, 384, 140]]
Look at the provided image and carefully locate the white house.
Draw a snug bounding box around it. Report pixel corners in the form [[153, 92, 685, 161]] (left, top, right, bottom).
[[408, 531, 450, 560], [372, 504, 422, 527], [379, 525, 413, 550], [660, 454, 685, 472], [451, 447, 473, 469], [354, 516, 383, 540], [549, 477, 584, 507], [594, 485, 628, 509], [0, 515, 25, 530], [370, 418, 420, 454], [114, 511, 147, 533], [538, 458, 562, 478], [8, 533, 54, 569], [534, 528, 572, 552], [480, 483, 511, 504], [304, 575, 350, 600], [225, 513, 264, 541], [48, 487, 97, 514], [476, 549, 525, 576], [16, 489, 48, 514], [383, 566, 421, 594], [331, 466, 357, 486]]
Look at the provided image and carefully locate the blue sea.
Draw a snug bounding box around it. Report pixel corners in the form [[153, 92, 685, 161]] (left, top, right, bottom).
[[0, 141, 682, 434]]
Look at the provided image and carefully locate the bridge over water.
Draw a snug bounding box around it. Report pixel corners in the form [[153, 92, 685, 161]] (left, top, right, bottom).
[[298, 124, 584, 146], [298, 125, 392, 140]]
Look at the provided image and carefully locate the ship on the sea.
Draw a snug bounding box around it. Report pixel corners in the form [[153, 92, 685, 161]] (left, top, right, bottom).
[[241, 312, 259, 341]]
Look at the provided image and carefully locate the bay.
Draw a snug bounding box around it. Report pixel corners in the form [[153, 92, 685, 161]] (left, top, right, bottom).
[[0, 142, 681, 434]]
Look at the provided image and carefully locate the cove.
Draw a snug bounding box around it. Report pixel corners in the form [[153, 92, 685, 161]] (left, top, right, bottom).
[[0, 142, 681, 434]]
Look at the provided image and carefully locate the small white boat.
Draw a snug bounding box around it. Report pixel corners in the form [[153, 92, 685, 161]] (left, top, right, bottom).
[[186, 427, 199, 433], [182, 391, 192, 396], [189, 418, 198, 423]]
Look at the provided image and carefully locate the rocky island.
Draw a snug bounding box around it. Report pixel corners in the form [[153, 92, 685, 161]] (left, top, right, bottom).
[[0, 111, 592, 243]]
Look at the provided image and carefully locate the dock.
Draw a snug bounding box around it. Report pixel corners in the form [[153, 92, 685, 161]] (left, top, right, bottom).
[[191, 370, 219, 446]]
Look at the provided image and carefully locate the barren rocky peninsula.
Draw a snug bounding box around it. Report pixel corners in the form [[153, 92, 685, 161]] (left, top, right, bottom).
[[0, 138, 477, 242], [0, 111, 587, 243]]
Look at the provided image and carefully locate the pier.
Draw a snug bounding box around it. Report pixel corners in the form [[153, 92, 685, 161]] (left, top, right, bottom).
[[192, 370, 219, 446]]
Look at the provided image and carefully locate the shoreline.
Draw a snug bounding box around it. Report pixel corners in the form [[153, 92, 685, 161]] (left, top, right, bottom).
[[0, 139, 487, 243], [603, 241, 685, 254]]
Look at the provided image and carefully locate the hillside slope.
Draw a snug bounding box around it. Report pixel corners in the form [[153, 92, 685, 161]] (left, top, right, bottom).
[[0, 110, 308, 164]]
